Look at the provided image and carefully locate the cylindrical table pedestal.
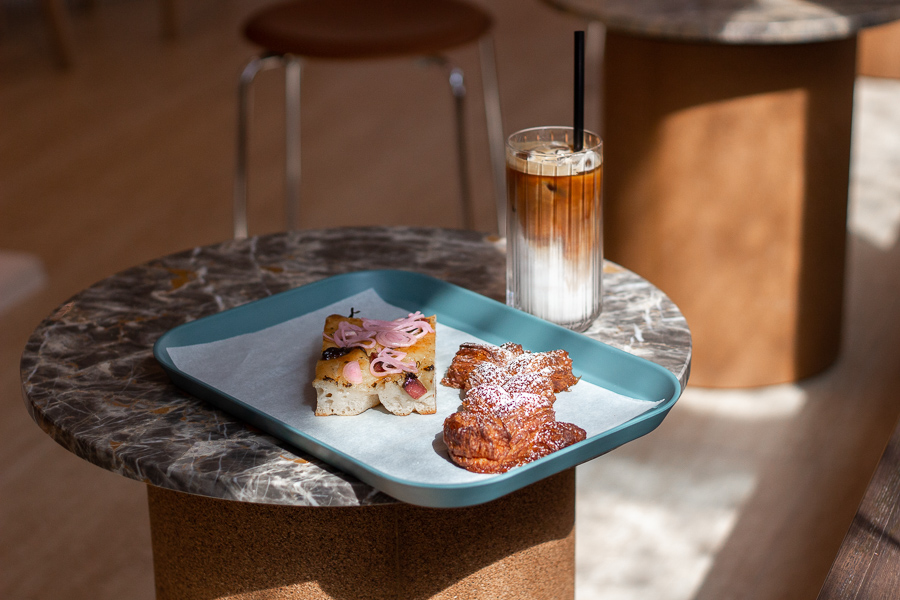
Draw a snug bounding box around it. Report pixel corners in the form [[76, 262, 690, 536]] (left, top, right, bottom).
[[603, 32, 856, 387], [859, 20, 900, 79], [148, 469, 575, 600]]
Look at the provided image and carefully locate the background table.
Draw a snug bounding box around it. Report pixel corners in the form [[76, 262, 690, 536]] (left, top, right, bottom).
[[21, 227, 691, 599], [816, 410, 900, 599], [546, 0, 900, 387]]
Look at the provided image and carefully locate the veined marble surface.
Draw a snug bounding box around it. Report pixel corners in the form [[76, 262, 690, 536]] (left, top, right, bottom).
[[545, 0, 900, 43], [20, 227, 691, 507]]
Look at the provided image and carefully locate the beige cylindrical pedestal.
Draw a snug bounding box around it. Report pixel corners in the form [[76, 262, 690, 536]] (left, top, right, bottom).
[[603, 32, 856, 387], [858, 20, 900, 79], [148, 469, 575, 600]]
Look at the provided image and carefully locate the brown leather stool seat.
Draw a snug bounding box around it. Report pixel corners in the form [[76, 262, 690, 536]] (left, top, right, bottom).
[[234, 0, 505, 238], [243, 0, 492, 60]]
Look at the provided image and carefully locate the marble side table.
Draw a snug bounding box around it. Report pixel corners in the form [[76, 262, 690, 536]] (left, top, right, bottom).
[[546, 0, 900, 387], [20, 227, 691, 600]]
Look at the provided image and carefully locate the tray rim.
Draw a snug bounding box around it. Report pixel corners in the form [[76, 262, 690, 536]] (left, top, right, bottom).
[[153, 269, 682, 507]]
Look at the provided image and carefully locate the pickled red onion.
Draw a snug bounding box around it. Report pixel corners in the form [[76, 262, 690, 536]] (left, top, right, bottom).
[[374, 330, 418, 347], [369, 348, 417, 377], [362, 312, 433, 336], [328, 312, 432, 351], [342, 360, 363, 384], [325, 320, 377, 349]]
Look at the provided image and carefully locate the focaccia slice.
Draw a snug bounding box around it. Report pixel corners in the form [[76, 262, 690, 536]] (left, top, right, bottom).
[[312, 313, 437, 416]]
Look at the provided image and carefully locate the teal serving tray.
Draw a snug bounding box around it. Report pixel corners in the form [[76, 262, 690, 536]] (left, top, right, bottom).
[[154, 269, 681, 507]]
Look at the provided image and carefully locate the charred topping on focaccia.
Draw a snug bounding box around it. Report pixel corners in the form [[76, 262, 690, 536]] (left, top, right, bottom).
[[322, 346, 353, 360], [402, 372, 428, 400], [424, 364, 434, 371]]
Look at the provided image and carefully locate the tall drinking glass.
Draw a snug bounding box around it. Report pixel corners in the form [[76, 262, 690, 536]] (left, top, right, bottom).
[[506, 126, 603, 332]]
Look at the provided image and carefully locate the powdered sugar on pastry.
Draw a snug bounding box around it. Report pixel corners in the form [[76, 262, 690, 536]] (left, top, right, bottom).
[[441, 341, 585, 473]]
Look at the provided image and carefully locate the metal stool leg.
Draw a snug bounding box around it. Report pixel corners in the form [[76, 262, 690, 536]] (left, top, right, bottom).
[[284, 56, 302, 232], [447, 66, 474, 229], [478, 34, 505, 237], [160, 0, 180, 39], [425, 56, 474, 229], [235, 54, 284, 239], [41, 0, 76, 68], [586, 21, 606, 136]]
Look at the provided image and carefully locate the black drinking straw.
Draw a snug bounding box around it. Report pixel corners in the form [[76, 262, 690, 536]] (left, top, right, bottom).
[[574, 30, 585, 151]]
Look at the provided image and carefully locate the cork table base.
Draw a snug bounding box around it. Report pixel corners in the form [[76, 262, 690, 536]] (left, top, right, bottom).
[[603, 32, 856, 387], [859, 20, 900, 79], [148, 469, 575, 600]]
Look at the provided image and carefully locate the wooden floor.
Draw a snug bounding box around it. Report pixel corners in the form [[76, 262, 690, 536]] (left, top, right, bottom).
[[2, 1, 900, 599]]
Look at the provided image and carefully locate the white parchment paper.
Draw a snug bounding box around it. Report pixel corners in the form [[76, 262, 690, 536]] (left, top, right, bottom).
[[166, 289, 663, 485]]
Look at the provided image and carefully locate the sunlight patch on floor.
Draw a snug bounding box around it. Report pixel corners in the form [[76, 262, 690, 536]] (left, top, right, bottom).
[[677, 384, 807, 420], [575, 455, 755, 600], [849, 77, 900, 251]]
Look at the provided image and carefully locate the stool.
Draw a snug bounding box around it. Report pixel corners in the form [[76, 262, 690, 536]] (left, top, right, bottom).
[[234, 0, 505, 239]]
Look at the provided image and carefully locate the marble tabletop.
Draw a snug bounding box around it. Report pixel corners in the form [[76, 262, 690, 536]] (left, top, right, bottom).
[[20, 227, 691, 507], [545, 0, 900, 43]]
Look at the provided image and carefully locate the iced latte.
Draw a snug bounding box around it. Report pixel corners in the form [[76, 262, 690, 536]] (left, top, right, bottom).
[[506, 127, 603, 331]]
